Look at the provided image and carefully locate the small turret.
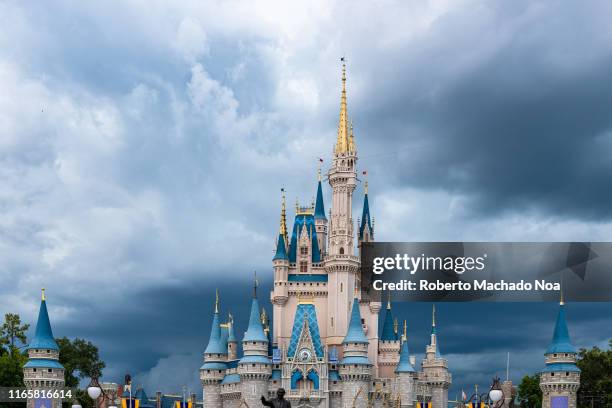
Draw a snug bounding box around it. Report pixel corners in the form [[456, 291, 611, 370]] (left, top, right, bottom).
[[23, 289, 65, 408], [340, 297, 371, 408], [380, 292, 396, 341], [272, 191, 290, 308], [227, 313, 237, 360], [238, 278, 271, 408], [200, 290, 227, 408], [540, 291, 580, 408], [314, 169, 328, 254], [421, 304, 451, 408], [395, 321, 416, 408], [359, 178, 373, 243]]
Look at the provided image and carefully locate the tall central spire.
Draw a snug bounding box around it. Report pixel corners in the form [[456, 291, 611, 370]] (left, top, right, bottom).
[[335, 61, 351, 153]]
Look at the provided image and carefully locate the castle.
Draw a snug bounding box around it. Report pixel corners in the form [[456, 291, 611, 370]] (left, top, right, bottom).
[[19, 65, 581, 408], [198, 64, 452, 408]]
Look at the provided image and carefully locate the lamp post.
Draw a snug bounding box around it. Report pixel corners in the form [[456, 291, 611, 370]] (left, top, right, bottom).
[[488, 377, 504, 408], [87, 374, 117, 408]]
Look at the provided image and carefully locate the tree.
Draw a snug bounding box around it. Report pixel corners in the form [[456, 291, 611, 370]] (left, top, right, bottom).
[[576, 341, 612, 408], [0, 313, 30, 355], [517, 374, 542, 407], [56, 337, 105, 387]]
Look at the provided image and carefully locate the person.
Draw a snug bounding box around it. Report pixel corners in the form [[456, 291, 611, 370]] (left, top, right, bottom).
[[261, 388, 291, 408]]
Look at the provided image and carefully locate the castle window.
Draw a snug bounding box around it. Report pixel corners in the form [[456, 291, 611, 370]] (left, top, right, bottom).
[[551, 373, 555, 376], [300, 261, 308, 272], [331, 317, 334, 327], [48, 369, 52, 373], [33, 368, 37, 372], [300, 246, 308, 255], [340, 283, 343, 292], [566, 372, 569, 376], [339, 247, 344, 255]]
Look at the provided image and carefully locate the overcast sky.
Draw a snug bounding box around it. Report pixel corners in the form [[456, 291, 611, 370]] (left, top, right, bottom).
[[1, 0, 612, 400]]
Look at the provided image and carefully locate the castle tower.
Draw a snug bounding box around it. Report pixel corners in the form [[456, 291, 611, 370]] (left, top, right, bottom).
[[378, 293, 401, 378], [314, 169, 328, 255], [395, 321, 416, 408], [238, 281, 271, 408], [23, 289, 65, 408], [339, 298, 371, 408], [272, 191, 290, 341], [326, 62, 365, 350], [200, 291, 228, 408], [420, 305, 451, 408], [539, 294, 580, 408]]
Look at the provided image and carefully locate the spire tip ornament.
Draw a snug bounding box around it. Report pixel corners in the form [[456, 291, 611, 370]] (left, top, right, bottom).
[[41, 287, 45, 301]]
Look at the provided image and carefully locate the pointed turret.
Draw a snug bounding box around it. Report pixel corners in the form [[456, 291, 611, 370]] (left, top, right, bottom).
[[540, 292, 580, 408], [23, 290, 65, 408], [237, 278, 271, 408], [273, 190, 289, 261], [27, 288, 59, 351], [314, 170, 326, 220], [204, 290, 227, 355], [380, 292, 396, 341], [422, 304, 451, 408], [343, 298, 368, 345], [396, 321, 416, 373], [545, 299, 576, 354], [359, 179, 373, 242]]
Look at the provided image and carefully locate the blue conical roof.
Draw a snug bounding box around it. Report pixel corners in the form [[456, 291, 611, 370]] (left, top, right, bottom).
[[205, 310, 227, 354], [380, 306, 396, 341], [273, 233, 288, 260], [395, 339, 416, 373], [343, 298, 368, 344], [546, 303, 576, 354], [28, 299, 59, 350], [359, 193, 372, 240], [243, 295, 268, 343], [314, 180, 326, 220]]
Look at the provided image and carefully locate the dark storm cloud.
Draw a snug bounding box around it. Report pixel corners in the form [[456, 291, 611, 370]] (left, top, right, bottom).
[[351, 0, 612, 220]]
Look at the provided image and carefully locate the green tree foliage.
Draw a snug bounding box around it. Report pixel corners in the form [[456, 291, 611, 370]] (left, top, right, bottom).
[[0, 314, 30, 355], [518, 374, 542, 407], [56, 337, 105, 388], [576, 340, 612, 408]]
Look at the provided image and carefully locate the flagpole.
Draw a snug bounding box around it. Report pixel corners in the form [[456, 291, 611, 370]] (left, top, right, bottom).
[[506, 352, 510, 381]]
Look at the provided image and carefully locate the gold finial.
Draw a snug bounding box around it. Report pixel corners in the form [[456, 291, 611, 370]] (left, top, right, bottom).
[[560, 284, 564, 306], [393, 318, 398, 335], [403, 320, 407, 341], [228, 312, 234, 325], [335, 58, 350, 153], [386, 291, 391, 310], [41, 288, 46, 301], [215, 289, 219, 313], [432, 304, 436, 327], [318, 167, 322, 182], [279, 189, 287, 238]]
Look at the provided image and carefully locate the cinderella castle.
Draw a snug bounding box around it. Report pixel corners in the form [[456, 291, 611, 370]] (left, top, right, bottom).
[[19, 64, 581, 408], [199, 63, 452, 408]]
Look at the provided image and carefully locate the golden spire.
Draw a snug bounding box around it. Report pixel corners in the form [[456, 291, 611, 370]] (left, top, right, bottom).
[[560, 284, 565, 306], [318, 167, 322, 182], [335, 59, 350, 153], [402, 319, 407, 341], [279, 189, 287, 240], [393, 317, 398, 335], [228, 312, 234, 325], [41, 288, 46, 301], [386, 291, 391, 310], [215, 289, 219, 313], [253, 271, 259, 298]]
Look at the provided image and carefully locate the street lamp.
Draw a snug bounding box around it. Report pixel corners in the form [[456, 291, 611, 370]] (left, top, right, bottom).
[[489, 377, 504, 407]]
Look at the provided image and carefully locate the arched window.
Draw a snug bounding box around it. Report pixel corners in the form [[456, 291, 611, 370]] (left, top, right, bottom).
[[339, 247, 344, 255]]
